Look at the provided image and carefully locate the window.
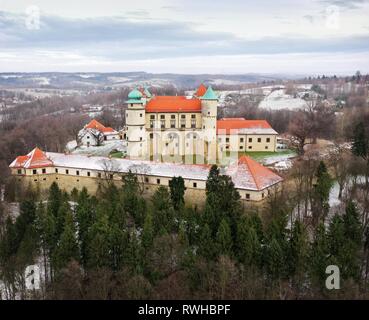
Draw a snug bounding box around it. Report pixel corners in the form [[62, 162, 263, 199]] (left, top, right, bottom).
[[218, 138, 222, 142], [150, 121, 154, 128], [140, 126, 143, 130], [140, 137, 143, 141], [165, 143, 169, 147], [266, 138, 270, 143], [181, 121, 185, 129], [161, 115, 165, 119], [171, 115, 175, 119], [226, 138, 229, 143], [109, 174, 114, 180], [240, 138, 244, 142], [150, 115, 155, 119], [248, 138, 252, 143], [156, 179, 160, 184], [191, 114, 196, 119], [98, 173, 102, 178], [248, 146, 252, 149], [55, 168, 58, 173], [258, 138, 261, 143], [33, 169, 37, 175], [181, 114, 186, 119], [191, 119, 196, 128], [240, 146, 243, 150], [208, 111, 210, 115], [87, 171, 91, 177], [265, 146, 268, 150], [145, 177, 149, 183], [66, 169, 69, 174], [131, 104, 133, 107], [76, 170, 80, 176], [246, 193, 250, 200], [140, 113, 143, 117], [170, 120, 176, 128], [34, 179, 38, 182], [150, 133, 154, 139], [42, 168, 46, 174], [161, 120, 165, 129], [262, 193, 265, 198], [77, 179, 79, 182], [87, 136, 90, 139], [193, 182, 197, 188], [17, 169, 22, 174]]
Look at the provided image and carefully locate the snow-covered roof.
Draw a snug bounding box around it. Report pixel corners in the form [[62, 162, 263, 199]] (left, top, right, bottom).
[[10, 148, 283, 191]]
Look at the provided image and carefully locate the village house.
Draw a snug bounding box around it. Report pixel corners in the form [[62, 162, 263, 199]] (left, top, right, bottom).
[[77, 119, 120, 147], [9, 147, 283, 204]]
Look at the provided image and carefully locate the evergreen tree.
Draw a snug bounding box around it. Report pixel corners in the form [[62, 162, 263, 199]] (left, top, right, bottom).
[[288, 220, 309, 284], [122, 171, 146, 227], [216, 219, 233, 257], [152, 186, 175, 235], [352, 122, 368, 160], [142, 211, 154, 251], [264, 237, 284, 282], [198, 223, 215, 260], [309, 223, 329, 289], [169, 176, 186, 211], [313, 161, 333, 223], [54, 210, 79, 271], [236, 217, 262, 268]]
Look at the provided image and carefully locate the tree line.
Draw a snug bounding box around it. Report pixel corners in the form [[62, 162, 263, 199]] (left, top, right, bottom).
[[1, 158, 369, 299]]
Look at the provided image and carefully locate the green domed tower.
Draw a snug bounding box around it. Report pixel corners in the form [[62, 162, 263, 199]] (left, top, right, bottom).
[[126, 88, 146, 159]]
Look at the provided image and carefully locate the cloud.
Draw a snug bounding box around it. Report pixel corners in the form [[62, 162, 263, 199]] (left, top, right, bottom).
[[319, 0, 369, 9]]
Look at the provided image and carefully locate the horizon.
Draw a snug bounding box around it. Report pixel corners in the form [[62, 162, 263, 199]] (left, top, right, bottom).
[[1, 0, 369, 74]]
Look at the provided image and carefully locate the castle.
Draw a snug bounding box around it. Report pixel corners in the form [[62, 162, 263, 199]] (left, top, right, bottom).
[[124, 84, 278, 162], [9, 84, 283, 204]]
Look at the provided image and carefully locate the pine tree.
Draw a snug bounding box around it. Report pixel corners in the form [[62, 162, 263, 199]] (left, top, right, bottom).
[[264, 237, 284, 282], [313, 161, 333, 224], [152, 186, 175, 235], [54, 210, 79, 272], [288, 220, 309, 284], [169, 176, 186, 211], [352, 122, 368, 160], [236, 217, 261, 268], [142, 211, 154, 251], [198, 223, 215, 260], [309, 223, 329, 289], [216, 219, 233, 257]]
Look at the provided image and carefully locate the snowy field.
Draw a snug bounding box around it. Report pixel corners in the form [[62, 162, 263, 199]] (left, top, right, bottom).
[[66, 140, 126, 157], [258, 89, 308, 111]]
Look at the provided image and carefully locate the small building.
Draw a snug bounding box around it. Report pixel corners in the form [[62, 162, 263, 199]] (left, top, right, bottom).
[[9, 147, 283, 204], [217, 118, 278, 152], [77, 119, 120, 147]]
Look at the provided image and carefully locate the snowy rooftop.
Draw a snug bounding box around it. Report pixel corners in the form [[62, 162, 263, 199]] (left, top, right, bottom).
[[11, 148, 283, 191]]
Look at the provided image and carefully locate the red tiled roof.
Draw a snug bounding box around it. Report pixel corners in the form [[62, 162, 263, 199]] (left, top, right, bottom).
[[10, 147, 54, 169], [226, 156, 283, 191], [195, 84, 207, 97], [85, 119, 115, 133], [217, 118, 272, 134], [146, 96, 202, 113]]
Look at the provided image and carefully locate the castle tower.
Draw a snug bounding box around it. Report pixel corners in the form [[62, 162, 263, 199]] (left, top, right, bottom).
[[200, 86, 218, 163], [126, 89, 146, 159]]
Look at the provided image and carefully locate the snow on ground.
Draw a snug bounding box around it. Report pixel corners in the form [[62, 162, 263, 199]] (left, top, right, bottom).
[[68, 140, 126, 157], [259, 89, 308, 111]]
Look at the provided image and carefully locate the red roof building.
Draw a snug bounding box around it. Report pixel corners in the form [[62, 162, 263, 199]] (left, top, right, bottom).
[[10, 147, 54, 169], [217, 118, 275, 134], [85, 119, 115, 133], [145, 96, 202, 113]]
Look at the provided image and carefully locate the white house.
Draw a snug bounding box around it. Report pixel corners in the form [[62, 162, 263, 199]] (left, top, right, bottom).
[[77, 119, 120, 147]]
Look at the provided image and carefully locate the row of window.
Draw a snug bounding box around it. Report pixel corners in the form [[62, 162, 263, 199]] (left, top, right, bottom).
[[223, 145, 270, 151], [149, 120, 197, 129], [219, 137, 271, 143], [25, 168, 200, 189], [150, 114, 197, 120]]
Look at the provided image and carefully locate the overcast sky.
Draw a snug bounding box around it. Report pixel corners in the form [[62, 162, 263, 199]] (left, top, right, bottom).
[[1, 0, 369, 75]]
